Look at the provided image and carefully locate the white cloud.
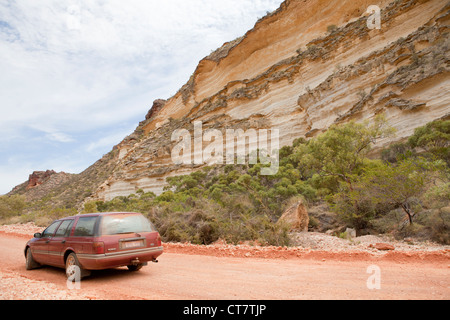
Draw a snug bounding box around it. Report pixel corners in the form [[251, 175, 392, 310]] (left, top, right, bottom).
[[85, 127, 135, 154], [45, 132, 75, 143], [0, 0, 282, 194]]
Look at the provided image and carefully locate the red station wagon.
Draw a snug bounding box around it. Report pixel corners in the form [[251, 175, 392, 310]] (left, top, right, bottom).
[[24, 212, 163, 279]]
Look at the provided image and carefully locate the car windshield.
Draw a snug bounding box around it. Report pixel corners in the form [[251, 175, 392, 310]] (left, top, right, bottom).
[[99, 214, 155, 235]]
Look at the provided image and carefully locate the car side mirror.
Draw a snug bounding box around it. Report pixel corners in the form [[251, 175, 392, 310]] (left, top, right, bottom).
[[34, 233, 42, 238]]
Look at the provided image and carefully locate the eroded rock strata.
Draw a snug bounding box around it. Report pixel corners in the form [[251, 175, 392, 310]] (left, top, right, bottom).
[[91, 0, 449, 201]]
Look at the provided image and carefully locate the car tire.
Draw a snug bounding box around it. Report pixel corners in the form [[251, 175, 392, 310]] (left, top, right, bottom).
[[25, 247, 41, 270], [65, 252, 91, 280], [127, 264, 144, 271]]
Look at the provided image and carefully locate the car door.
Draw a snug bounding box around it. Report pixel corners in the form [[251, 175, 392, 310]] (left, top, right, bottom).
[[47, 219, 74, 267], [31, 221, 61, 264]]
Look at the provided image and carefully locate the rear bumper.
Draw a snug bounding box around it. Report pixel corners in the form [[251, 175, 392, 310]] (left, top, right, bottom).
[[77, 246, 163, 270]]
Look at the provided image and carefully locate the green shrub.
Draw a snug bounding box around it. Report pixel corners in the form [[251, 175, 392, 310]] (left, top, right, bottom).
[[428, 209, 449, 244], [0, 195, 26, 220], [408, 120, 450, 165]]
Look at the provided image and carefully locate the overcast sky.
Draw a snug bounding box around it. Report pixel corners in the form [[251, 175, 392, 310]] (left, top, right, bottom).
[[0, 0, 282, 195]]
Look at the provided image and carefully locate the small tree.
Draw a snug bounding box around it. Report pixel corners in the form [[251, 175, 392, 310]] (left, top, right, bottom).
[[408, 120, 450, 165], [352, 158, 439, 225], [293, 115, 395, 193]]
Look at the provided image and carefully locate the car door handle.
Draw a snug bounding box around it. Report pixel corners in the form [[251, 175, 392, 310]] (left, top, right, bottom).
[[61, 240, 66, 244]]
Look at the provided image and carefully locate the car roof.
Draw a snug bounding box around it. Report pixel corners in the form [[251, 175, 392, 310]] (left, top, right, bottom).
[[58, 212, 143, 221]]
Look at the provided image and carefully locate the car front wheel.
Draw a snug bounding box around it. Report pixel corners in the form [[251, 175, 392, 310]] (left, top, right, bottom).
[[25, 247, 41, 270]]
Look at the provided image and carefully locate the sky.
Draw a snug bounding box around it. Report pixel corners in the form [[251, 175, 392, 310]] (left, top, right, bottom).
[[0, 0, 282, 195]]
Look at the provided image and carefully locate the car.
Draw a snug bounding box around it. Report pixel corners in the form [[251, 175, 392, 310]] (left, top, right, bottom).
[[24, 212, 163, 279]]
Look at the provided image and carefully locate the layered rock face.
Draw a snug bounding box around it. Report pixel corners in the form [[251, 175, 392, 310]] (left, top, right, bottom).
[[93, 0, 450, 201]]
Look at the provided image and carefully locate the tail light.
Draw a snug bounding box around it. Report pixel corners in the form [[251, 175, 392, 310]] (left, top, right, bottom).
[[93, 241, 105, 254], [156, 234, 162, 246]]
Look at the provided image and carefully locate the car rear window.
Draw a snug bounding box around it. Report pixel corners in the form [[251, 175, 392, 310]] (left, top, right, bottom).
[[73, 216, 98, 237], [99, 214, 155, 235]]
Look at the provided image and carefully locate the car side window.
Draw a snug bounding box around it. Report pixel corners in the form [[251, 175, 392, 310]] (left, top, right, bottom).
[[41, 221, 61, 238], [54, 220, 74, 237], [73, 217, 98, 237], [64, 219, 75, 237]]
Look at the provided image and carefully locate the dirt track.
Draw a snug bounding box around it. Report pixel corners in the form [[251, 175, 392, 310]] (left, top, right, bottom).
[[0, 230, 449, 300]]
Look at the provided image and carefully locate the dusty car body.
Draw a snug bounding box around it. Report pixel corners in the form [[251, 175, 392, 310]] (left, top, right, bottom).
[[24, 212, 163, 278]]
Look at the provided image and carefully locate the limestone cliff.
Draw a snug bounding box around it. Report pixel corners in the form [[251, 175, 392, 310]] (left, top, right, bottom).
[[91, 0, 449, 201]]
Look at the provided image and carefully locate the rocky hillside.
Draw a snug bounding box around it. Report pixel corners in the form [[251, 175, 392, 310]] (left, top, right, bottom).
[[8, 150, 119, 209], [9, 0, 450, 207], [9, 170, 74, 202]]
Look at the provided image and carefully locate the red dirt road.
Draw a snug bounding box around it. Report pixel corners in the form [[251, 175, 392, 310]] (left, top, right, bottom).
[[0, 233, 448, 300]]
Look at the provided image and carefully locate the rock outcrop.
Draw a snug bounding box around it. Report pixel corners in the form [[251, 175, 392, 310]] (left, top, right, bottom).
[[26, 170, 57, 190], [278, 200, 310, 232], [145, 99, 167, 121]]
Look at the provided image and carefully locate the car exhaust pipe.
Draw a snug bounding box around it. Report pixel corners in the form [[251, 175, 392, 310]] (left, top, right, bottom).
[[152, 258, 158, 263], [131, 258, 140, 266]]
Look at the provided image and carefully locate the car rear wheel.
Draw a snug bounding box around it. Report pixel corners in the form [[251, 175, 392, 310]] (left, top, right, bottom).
[[66, 253, 91, 280], [25, 247, 41, 270]]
